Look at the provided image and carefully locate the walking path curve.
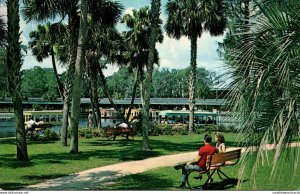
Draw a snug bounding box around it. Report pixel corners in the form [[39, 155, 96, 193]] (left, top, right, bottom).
[[26, 143, 300, 190]]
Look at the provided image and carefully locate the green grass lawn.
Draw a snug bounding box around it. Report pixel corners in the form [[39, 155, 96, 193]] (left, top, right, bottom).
[[0, 132, 242, 190], [99, 149, 300, 190], [2, 132, 298, 190]]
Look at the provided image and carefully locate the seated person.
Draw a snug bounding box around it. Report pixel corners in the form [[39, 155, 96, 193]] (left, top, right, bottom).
[[215, 132, 226, 153], [178, 134, 218, 189], [117, 120, 128, 128], [207, 117, 213, 124], [25, 119, 37, 131], [112, 120, 117, 128]]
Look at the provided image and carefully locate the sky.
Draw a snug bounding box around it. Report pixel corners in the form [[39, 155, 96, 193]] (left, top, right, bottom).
[[0, 0, 225, 76]]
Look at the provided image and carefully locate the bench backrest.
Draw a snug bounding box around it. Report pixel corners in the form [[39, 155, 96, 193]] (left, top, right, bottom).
[[206, 149, 241, 167], [106, 127, 135, 134]]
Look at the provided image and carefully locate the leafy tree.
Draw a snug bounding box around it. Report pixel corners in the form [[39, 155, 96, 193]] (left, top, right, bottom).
[[165, 0, 226, 132], [21, 66, 58, 100], [152, 67, 214, 98], [0, 17, 5, 46], [6, 0, 28, 160], [0, 48, 8, 99], [225, 0, 300, 188], [106, 67, 134, 99]]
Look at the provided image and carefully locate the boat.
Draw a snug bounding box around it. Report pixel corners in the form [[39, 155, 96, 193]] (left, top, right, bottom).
[[23, 110, 63, 125], [158, 110, 219, 125]]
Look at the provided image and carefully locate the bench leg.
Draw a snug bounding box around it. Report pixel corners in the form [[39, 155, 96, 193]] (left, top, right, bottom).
[[203, 169, 216, 186], [217, 169, 230, 179]]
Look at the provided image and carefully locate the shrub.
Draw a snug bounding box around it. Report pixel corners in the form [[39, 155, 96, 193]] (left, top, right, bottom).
[[149, 125, 163, 136], [43, 129, 59, 140], [78, 127, 104, 138], [194, 125, 205, 134], [178, 128, 188, 135], [27, 132, 40, 141], [165, 126, 173, 135], [85, 131, 92, 138], [219, 124, 226, 131], [92, 129, 102, 137], [79, 128, 89, 138]]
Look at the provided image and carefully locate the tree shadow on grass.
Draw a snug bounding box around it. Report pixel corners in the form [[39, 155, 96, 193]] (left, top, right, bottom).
[[98, 173, 176, 190], [0, 138, 15, 145], [26, 170, 125, 190], [23, 174, 66, 182], [1, 137, 244, 170], [0, 158, 35, 168], [203, 178, 249, 190], [0, 182, 28, 190]]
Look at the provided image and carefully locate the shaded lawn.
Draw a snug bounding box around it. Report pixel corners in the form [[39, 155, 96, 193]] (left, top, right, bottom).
[[0, 132, 242, 190], [102, 148, 300, 191]]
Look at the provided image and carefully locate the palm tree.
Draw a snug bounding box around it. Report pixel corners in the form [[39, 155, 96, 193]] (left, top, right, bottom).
[[224, 0, 300, 188], [141, 0, 161, 150], [121, 6, 163, 124], [165, 0, 226, 132], [22, 0, 80, 147], [69, 0, 88, 154], [6, 0, 28, 161], [22, 0, 124, 147], [28, 22, 67, 98], [85, 3, 124, 128]]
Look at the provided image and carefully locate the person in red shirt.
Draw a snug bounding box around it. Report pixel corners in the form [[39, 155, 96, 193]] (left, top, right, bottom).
[[179, 134, 218, 188]]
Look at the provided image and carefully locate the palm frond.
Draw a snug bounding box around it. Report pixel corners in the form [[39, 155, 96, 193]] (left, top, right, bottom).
[[224, 0, 300, 188]]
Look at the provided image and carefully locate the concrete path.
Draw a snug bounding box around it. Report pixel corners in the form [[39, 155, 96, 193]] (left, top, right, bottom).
[[26, 143, 299, 190]]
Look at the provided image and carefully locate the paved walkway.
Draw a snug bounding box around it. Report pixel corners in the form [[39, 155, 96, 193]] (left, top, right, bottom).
[[26, 143, 299, 190]]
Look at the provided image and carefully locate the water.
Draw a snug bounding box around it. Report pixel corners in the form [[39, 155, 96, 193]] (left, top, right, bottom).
[[0, 117, 121, 138]]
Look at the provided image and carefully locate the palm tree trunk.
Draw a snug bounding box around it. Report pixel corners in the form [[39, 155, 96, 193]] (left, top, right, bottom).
[[89, 62, 101, 128], [60, 92, 70, 146], [142, 0, 161, 150], [50, 48, 64, 98], [70, 0, 88, 154], [60, 8, 79, 147], [139, 65, 145, 107], [126, 67, 139, 122], [188, 33, 197, 132], [98, 65, 125, 121], [6, 0, 28, 161], [88, 88, 98, 127]]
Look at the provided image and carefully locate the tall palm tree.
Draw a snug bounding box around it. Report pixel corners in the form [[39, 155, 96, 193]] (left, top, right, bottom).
[[22, 0, 80, 147], [121, 6, 163, 124], [141, 0, 161, 150], [85, 2, 124, 128], [6, 0, 28, 161], [165, 0, 226, 132], [22, 0, 124, 147], [225, 0, 300, 188], [28, 22, 67, 98], [69, 0, 88, 154]]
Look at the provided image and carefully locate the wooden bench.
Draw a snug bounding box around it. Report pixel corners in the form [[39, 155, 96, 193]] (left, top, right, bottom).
[[26, 122, 52, 140], [186, 149, 242, 189], [104, 127, 135, 140]]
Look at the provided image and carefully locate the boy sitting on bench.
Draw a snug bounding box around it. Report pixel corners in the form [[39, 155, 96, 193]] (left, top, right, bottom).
[[178, 134, 218, 189]]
